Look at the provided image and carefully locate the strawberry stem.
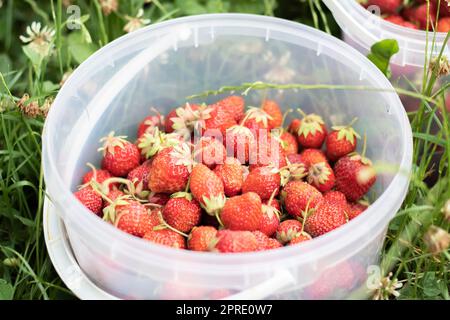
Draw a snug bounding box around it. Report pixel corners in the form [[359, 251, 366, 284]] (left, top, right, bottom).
[[281, 109, 293, 128], [296, 108, 307, 119], [361, 132, 368, 159]]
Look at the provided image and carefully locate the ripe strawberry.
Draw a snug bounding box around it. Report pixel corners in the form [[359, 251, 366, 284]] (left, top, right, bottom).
[[288, 232, 312, 246], [348, 201, 369, 220], [99, 132, 141, 177], [190, 164, 226, 217], [103, 189, 125, 209], [165, 103, 202, 134], [325, 121, 360, 162], [276, 220, 303, 244], [249, 133, 287, 170], [74, 187, 103, 216], [143, 229, 186, 249], [262, 100, 283, 129], [288, 118, 301, 135], [242, 166, 281, 200], [162, 194, 202, 233], [304, 199, 348, 237], [258, 198, 281, 237], [193, 137, 226, 169], [114, 200, 155, 237], [323, 190, 347, 205], [384, 15, 405, 25], [334, 154, 377, 202], [187, 226, 218, 252], [279, 131, 299, 155], [252, 231, 283, 251], [286, 153, 303, 165], [295, 112, 327, 149], [367, 0, 402, 14], [213, 157, 244, 197], [242, 107, 272, 134], [410, 3, 437, 29], [210, 230, 258, 253], [212, 95, 245, 122], [137, 112, 164, 138], [281, 181, 323, 218], [127, 160, 152, 193], [220, 192, 263, 231], [82, 168, 113, 187], [307, 161, 335, 193], [148, 144, 192, 193], [225, 124, 255, 164], [438, 17, 450, 32], [299, 148, 327, 169], [203, 103, 237, 137]]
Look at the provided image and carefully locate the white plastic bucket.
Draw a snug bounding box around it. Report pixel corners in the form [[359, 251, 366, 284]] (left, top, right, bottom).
[[42, 14, 412, 300]]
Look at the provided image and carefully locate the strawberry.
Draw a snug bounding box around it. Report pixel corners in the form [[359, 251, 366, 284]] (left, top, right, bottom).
[[281, 181, 323, 218], [288, 232, 312, 245], [225, 124, 255, 164], [213, 157, 244, 197], [384, 15, 405, 25], [137, 127, 183, 159], [410, 3, 437, 29], [82, 167, 113, 187], [74, 187, 103, 216], [367, 0, 402, 14], [307, 161, 335, 193], [295, 111, 327, 149], [210, 230, 258, 253], [242, 166, 281, 200], [401, 21, 420, 29], [127, 160, 152, 193], [276, 220, 303, 244], [165, 108, 178, 133], [325, 120, 360, 162], [334, 154, 377, 202], [299, 149, 327, 170], [242, 107, 272, 134], [165, 103, 202, 135], [286, 153, 303, 165], [252, 231, 283, 251], [148, 144, 192, 194], [288, 118, 301, 135], [187, 226, 218, 251], [438, 17, 450, 32], [99, 132, 141, 177], [162, 193, 202, 233], [193, 137, 226, 169], [148, 192, 170, 206], [258, 198, 281, 237], [348, 201, 369, 220], [249, 132, 287, 170], [220, 192, 263, 231], [203, 103, 237, 137], [304, 199, 348, 237], [323, 190, 347, 205], [262, 100, 283, 129], [114, 200, 156, 237], [212, 95, 245, 122], [137, 111, 164, 138], [143, 229, 186, 249], [279, 131, 299, 155], [190, 164, 226, 217], [103, 189, 125, 209]]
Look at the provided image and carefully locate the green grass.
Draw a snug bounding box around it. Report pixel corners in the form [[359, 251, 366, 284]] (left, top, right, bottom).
[[0, 0, 449, 300]]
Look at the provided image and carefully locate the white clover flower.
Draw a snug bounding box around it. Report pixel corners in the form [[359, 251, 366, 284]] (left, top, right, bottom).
[[124, 9, 151, 33], [20, 22, 55, 57]]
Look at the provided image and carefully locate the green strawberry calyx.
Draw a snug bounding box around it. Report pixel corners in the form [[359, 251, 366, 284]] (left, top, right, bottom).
[[331, 118, 361, 145], [98, 131, 128, 156], [307, 162, 331, 185]]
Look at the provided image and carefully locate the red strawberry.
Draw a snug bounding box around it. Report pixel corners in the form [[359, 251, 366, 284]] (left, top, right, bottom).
[[410, 3, 437, 29], [74, 187, 103, 216], [213, 96, 245, 122], [288, 118, 301, 135], [276, 220, 303, 244], [286, 153, 303, 165], [220, 192, 263, 231], [304, 199, 348, 237], [325, 121, 360, 162], [281, 181, 323, 218], [252, 231, 283, 251], [295, 112, 327, 149], [114, 200, 155, 237], [225, 124, 255, 164], [249, 132, 287, 170], [143, 229, 186, 249], [307, 161, 336, 193], [348, 201, 369, 220], [279, 131, 299, 155], [367, 0, 402, 14], [334, 154, 377, 202], [137, 112, 164, 138], [401, 21, 420, 29], [438, 17, 450, 32], [203, 103, 237, 137], [193, 137, 226, 169], [190, 164, 226, 217], [127, 160, 152, 193], [162, 194, 202, 233], [165, 103, 202, 134], [82, 168, 113, 187], [103, 189, 125, 209], [300, 149, 327, 169], [242, 107, 272, 134], [262, 100, 283, 129], [288, 232, 312, 245], [187, 226, 218, 251], [99, 132, 141, 177], [384, 15, 405, 25], [213, 157, 244, 197], [323, 190, 347, 205], [242, 166, 281, 200], [258, 198, 281, 237], [148, 144, 192, 194], [211, 230, 258, 253], [165, 108, 178, 133]]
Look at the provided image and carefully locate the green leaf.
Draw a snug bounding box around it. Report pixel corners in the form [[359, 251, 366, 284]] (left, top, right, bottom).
[[0, 54, 12, 74], [367, 39, 399, 78], [67, 32, 98, 65], [175, 0, 207, 15], [0, 279, 13, 300], [42, 81, 59, 94], [22, 45, 44, 76], [421, 272, 441, 298]]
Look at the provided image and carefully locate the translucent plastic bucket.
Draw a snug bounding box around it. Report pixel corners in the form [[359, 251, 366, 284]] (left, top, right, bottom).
[[42, 14, 412, 300], [323, 0, 450, 112]]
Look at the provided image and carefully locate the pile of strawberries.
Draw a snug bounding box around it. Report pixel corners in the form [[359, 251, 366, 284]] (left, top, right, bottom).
[[362, 0, 450, 32], [73, 95, 376, 253]]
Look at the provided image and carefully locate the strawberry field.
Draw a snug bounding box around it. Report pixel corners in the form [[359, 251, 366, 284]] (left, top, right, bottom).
[[0, 0, 449, 300]]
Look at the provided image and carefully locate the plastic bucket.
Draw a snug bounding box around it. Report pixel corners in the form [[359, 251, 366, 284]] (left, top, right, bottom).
[[42, 14, 412, 299]]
